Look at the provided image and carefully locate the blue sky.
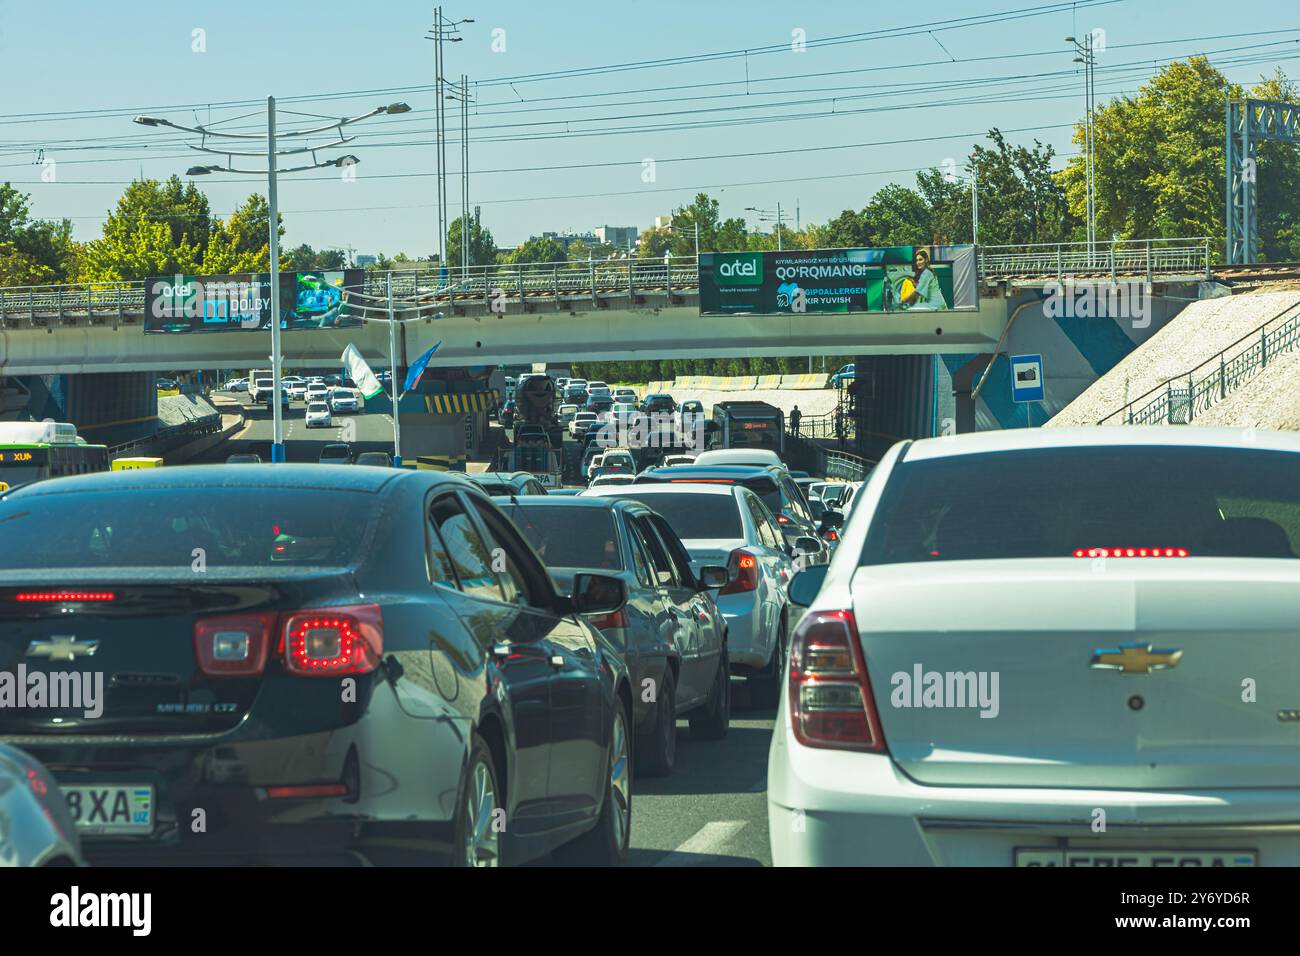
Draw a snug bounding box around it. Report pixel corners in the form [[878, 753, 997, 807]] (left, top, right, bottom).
[[1, 0, 1297, 256]]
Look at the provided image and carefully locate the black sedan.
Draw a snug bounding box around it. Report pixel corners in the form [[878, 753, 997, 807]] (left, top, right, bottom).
[[0, 466, 634, 867]]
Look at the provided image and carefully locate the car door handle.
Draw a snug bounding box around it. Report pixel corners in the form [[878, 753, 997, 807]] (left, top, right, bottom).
[[493, 642, 512, 659], [549, 654, 565, 669]]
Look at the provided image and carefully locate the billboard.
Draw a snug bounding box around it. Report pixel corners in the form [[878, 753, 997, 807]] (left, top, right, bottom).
[[144, 270, 364, 333], [699, 245, 978, 316]]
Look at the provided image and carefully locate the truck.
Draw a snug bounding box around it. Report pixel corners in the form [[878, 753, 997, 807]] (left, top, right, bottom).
[[709, 400, 785, 456], [501, 375, 567, 486]]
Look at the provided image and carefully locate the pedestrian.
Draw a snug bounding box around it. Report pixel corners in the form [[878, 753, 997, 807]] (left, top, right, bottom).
[[790, 405, 802, 437]]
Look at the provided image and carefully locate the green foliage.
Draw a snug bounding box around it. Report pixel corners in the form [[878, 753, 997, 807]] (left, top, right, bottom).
[[504, 235, 565, 265], [447, 214, 497, 270], [0, 183, 75, 285]]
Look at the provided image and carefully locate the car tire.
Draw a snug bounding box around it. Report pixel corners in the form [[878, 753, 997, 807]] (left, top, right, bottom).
[[452, 733, 502, 867], [688, 645, 730, 740], [751, 615, 787, 709], [636, 667, 676, 777], [554, 698, 632, 866]]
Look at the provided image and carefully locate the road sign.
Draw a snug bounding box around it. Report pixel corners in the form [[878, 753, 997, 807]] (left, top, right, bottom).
[[1010, 354, 1045, 403]]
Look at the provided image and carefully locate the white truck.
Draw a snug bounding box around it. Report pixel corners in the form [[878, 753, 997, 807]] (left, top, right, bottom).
[[248, 369, 273, 404]]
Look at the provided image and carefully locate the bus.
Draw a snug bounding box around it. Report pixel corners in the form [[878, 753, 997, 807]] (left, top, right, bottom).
[[0, 422, 110, 492], [709, 401, 785, 456]]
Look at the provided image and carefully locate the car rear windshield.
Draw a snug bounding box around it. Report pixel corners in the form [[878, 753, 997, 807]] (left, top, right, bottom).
[[861, 446, 1300, 565], [600, 492, 742, 540], [502, 505, 622, 570], [0, 488, 379, 569]]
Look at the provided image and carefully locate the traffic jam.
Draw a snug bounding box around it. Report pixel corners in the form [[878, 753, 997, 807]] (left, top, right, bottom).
[[3, 366, 1296, 881]]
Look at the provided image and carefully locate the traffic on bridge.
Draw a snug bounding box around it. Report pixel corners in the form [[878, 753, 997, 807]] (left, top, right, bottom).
[[0, 0, 1293, 940]]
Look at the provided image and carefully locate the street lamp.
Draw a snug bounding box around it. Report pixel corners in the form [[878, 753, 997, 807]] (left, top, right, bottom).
[[134, 101, 402, 463], [745, 203, 785, 250]]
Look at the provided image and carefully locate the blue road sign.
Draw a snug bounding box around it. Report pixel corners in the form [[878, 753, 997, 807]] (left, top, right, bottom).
[[1010, 354, 1045, 403]]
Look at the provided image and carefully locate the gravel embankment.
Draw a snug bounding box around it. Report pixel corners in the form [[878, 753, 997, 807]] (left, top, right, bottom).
[[1047, 290, 1300, 427]]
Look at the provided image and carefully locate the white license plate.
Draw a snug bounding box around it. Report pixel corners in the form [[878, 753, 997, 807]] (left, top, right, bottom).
[[1015, 848, 1256, 867], [64, 784, 154, 834]]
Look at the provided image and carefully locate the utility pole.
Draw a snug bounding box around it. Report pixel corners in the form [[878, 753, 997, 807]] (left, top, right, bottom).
[[446, 73, 475, 278], [1068, 33, 1098, 257], [426, 9, 473, 285], [971, 167, 980, 246], [387, 273, 403, 466]]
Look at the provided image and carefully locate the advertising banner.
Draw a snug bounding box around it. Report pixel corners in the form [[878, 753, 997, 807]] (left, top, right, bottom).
[[699, 245, 977, 316], [144, 270, 364, 333]]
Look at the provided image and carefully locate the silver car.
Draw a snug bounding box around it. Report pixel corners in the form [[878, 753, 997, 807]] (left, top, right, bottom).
[[582, 482, 803, 707], [0, 744, 83, 867], [501, 496, 731, 778]]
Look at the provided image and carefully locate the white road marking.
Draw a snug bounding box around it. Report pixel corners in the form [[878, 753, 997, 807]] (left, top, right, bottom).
[[653, 821, 747, 867]]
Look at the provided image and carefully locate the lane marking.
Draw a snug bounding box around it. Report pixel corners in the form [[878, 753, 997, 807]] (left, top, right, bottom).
[[653, 820, 747, 867]]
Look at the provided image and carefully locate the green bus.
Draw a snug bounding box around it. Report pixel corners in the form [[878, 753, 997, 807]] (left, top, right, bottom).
[[0, 422, 110, 492]]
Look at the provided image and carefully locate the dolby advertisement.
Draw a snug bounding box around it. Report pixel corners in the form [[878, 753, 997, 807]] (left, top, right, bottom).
[[698, 245, 977, 316], [144, 270, 363, 333]]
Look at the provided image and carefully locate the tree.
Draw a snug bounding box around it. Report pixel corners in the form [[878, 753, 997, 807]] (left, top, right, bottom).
[[77, 177, 212, 280], [1059, 57, 1230, 242], [667, 193, 749, 256], [813, 207, 872, 248], [447, 214, 497, 270], [0, 183, 75, 283], [1250, 69, 1300, 261], [504, 235, 565, 265], [202, 194, 287, 274], [863, 183, 933, 247]]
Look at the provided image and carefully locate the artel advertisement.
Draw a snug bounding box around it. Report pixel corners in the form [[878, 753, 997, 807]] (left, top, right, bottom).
[[144, 270, 363, 333]]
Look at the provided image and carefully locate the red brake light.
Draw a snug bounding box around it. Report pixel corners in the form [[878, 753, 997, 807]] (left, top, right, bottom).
[[719, 549, 759, 595], [282, 604, 384, 676], [266, 784, 349, 799], [788, 609, 886, 753], [1072, 548, 1189, 558], [776, 514, 790, 525], [15, 591, 116, 603], [588, 607, 629, 631], [194, 612, 276, 677]]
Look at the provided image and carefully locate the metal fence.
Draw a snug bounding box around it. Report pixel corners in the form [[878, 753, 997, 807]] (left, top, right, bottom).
[[824, 450, 870, 482], [0, 238, 1229, 321], [1098, 302, 1300, 425]]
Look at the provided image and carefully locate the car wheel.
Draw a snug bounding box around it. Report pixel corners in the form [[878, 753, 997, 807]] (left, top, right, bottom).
[[751, 615, 787, 709], [554, 698, 632, 866], [637, 667, 676, 777], [688, 645, 730, 740], [452, 734, 502, 867]]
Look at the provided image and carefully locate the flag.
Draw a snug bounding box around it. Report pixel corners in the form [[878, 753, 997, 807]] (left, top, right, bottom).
[[403, 341, 442, 393], [341, 343, 384, 399]]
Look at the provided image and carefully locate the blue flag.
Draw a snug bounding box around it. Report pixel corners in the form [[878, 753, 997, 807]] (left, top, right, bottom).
[[403, 341, 442, 393]]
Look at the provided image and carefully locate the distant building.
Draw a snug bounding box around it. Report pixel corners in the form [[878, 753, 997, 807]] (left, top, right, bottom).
[[653, 215, 674, 231], [594, 225, 638, 249], [534, 230, 598, 253], [356, 254, 377, 268]]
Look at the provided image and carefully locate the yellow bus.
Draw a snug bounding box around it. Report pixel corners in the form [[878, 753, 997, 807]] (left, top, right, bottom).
[[111, 457, 165, 471]]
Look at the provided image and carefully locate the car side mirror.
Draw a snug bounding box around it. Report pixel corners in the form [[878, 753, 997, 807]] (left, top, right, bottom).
[[571, 572, 627, 616], [793, 536, 821, 557], [788, 565, 829, 607], [698, 565, 728, 589], [819, 509, 844, 531]]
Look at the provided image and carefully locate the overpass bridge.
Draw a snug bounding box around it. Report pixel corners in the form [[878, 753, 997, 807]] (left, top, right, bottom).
[[0, 237, 1236, 375]]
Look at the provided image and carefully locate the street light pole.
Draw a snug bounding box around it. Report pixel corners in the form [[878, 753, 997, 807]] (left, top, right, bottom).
[[387, 273, 402, 467], [776, 201, 784, 251], [266, 96, 285, 463], [971, 167, 980, 246]]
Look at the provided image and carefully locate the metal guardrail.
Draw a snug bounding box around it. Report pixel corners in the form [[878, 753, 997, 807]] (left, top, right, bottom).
[[0, 238, 1229, 323], [1098, 302, 1300, 425], [824, 450, 870, 482], [108, 413, 222, 456], [791, 410, 855, 442]]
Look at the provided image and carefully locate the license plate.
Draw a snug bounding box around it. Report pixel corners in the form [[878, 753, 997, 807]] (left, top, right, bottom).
[[64, 784, 154, 834], [1015, 848, 1256, 867]]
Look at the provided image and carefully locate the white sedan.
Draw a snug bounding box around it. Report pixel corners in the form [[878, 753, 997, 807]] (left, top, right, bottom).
[[304, 401, 333, 428], [770, 427, 1300, 867]]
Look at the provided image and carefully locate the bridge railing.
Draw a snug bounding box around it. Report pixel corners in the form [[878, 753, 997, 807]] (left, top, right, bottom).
[[1097, 300, 1300, 425], [0, 238, 1229, 321], [978, 237, 1215, 283]]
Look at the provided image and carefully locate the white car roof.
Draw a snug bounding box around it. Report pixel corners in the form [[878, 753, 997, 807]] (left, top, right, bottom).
[[694, 448, 783, 466], [901, 425, 1300, 462], [581, 481, 739, 498]]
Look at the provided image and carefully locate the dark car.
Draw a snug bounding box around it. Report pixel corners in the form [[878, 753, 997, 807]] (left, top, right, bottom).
[[319, 443, 353, 465], [640, 393, 677, 415], [354, 451, 393, 467], [585, 396, 614, 415], [500, 497, 730, 776], [636, 464, 832, 564], [467, 471, 549, 497], [0, 466, 634, 867], [226, 453, 262, 464]]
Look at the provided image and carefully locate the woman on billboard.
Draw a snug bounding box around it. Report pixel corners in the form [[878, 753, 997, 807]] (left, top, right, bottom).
[[900, 248, 949, 311]]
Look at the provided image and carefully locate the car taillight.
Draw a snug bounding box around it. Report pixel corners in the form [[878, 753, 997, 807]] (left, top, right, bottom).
[[788, 609, 886, 753], [719, 549, 759, 595], [1072, 547, 1189, 558], [194, 612, 276, 677], [15, 591, 116, 602], [820, 529, 839, 542], [282, 604, 384, 676], [776, 514, 790, 525], [588, 607, 629, 631]]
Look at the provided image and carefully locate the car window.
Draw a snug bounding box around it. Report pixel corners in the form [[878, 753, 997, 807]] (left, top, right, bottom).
[[635, 515, 682, 588], [781, 476, 812, 522], [624, 517, 656, 588], [648, 514, 697, 588], [468, 497, 544, 608], [743, 491, 780, 549], [429, 494, 503, 601]]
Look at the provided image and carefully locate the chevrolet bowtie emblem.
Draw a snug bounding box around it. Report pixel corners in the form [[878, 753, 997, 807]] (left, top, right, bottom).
[[26, 636, 99, 662], [1090, 642, 1182, 674]]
